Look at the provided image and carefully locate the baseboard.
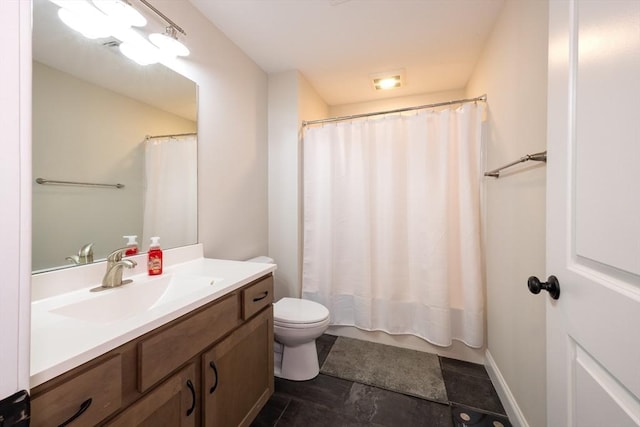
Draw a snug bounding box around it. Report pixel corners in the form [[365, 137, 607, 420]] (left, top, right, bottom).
[[484, 349, 529, 427]]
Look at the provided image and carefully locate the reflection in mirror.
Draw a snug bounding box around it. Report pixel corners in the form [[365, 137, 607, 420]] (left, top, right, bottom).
[[32, 0, 198, 273]]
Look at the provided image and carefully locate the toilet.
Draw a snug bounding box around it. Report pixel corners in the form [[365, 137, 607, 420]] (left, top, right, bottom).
[[246, 256, 330, 381], [273, 297, 330, 380]]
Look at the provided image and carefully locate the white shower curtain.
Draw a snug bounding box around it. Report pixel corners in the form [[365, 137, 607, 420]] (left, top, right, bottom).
[[302, 103, 485, 348], [142, 134, 197, 251]]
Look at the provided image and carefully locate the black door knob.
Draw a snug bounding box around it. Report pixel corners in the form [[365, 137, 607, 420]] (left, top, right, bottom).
[[527, 275, 560, 300]]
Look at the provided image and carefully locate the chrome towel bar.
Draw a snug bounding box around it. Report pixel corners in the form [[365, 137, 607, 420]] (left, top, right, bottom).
[[484, 150, 547, 178], [35, 178, 124, 189]]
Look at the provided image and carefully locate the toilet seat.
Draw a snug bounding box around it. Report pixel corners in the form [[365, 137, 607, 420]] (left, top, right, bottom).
[[274, 297, 329, 326], [274, 317, 330, 330]]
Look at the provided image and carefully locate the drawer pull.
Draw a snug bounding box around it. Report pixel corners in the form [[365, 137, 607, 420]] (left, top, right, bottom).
[[186, 380, 196, 416], [252, 291, 269, 302], [209, 361, 219, 394], [58, 398, 92, 427]]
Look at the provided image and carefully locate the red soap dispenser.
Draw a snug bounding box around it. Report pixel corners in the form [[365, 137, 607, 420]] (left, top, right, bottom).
[[123, 235, 138, 256], [147, 236, 163, 276]]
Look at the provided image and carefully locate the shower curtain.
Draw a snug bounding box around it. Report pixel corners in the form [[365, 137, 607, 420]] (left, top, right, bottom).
[[302, 103, 485, 348], [142, 134, 197, 251]]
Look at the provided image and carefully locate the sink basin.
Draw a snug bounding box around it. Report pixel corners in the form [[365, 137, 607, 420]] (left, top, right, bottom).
[[50, 274, 222, 323]]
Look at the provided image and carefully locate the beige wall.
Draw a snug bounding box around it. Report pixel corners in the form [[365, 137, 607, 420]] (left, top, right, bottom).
[[466, 1, 549, 426], [328, 89, 466, 117], [32, 62, 196, 271], [268, 70, 328, 300]]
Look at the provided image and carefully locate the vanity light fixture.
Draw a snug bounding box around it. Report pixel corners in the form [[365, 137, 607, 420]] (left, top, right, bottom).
[[57, 7, 112, 39], [138, 0, 190, 57], [52, 0, 114, 39], [92, 0, 147, 28], [149, 26, 190, 57], [119, 41, 161, 66], [49, 0, 190, 65]]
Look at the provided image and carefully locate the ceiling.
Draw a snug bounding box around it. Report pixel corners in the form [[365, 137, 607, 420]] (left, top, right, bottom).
[[189, 0, 505, 106]]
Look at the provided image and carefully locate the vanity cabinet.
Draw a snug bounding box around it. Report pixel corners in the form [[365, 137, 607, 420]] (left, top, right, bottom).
[[105, 364, 198, 427], [30, 274, 274, 427], [30, 354, 122, 427], [202, 302, 273, 426]]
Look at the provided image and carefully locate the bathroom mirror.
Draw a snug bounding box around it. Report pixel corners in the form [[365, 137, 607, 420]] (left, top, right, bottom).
[[32, 0, 198, 272]]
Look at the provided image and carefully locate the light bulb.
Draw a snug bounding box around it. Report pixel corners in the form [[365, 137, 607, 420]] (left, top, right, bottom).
[[92, 0, 147, 27], [58, 7, 112, 39], [375, 77, 401, 90], [119, 41, 160, 66], [149, 30, 190, 57]]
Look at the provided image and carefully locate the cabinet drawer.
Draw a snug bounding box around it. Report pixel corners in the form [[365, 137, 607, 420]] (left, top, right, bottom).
[[242, 275, 274, 320], [31, 354, 122, 427], [138, 293, 240, 392]]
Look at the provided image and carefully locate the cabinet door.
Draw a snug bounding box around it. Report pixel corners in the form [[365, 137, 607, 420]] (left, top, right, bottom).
[[202, 307, 274, 427], [31, 354, 122, 427], [105, 364, 198, 427]]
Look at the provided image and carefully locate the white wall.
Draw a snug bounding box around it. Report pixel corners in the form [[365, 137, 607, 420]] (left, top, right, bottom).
[[466, 1, 549, 426], [32, 62, 196, 271], [158, 0, 269, 261], [0, 0, 31, 398], [268, 70, 328, 300]]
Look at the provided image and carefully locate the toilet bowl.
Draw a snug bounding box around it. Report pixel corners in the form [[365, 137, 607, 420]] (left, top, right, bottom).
[[273, 297, 330, 381], [245, 256, 331, 381]]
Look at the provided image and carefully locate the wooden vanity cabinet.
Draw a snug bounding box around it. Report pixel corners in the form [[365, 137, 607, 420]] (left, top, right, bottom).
[[202, 306, 274, 427], [105, 363, 198, 427], [30, 354, 123, 427], [30, 274, 274, 427]]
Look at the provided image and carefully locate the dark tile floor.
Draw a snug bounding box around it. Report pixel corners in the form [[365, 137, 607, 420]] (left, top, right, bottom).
[[252, 335, 512, 427]]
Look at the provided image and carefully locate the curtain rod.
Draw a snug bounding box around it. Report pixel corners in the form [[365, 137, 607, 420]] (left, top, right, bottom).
[[145, 132, 196, 139], [301, 94, 487, 127]]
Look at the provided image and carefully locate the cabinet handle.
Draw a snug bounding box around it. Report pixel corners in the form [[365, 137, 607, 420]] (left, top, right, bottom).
[[209, 361, 219, 394], [252, 291, 269, 302], [186, 379, 196, 416], [58, 398, 92, 427]]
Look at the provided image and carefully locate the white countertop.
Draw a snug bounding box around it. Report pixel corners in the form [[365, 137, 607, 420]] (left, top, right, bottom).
[[31, 249, 276, 388]]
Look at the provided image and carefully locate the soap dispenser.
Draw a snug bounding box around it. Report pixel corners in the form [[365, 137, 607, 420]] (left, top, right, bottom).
[[147, 236, 163, 275], [123, 235, 138, 256]]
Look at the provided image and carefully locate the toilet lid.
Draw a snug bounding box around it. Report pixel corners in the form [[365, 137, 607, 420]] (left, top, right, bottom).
[[273, 297, 329, 324]]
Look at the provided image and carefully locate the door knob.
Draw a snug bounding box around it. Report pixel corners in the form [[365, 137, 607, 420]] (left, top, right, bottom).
[[527, 275, 560, 300]]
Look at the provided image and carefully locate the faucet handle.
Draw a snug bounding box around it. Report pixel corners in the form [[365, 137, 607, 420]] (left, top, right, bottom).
[[106, 247, 129, 263], [78, 242, 94, 263]]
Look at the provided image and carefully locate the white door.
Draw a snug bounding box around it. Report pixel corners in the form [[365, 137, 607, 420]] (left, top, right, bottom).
[[546, 1, 640, 426]]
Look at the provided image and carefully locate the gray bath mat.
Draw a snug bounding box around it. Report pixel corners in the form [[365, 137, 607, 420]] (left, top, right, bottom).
[[320, 336, 448, 404]]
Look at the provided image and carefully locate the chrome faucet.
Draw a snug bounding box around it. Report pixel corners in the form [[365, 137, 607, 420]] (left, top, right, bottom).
[[66, 242, 95, 265], [100, 247, 137, 289]]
